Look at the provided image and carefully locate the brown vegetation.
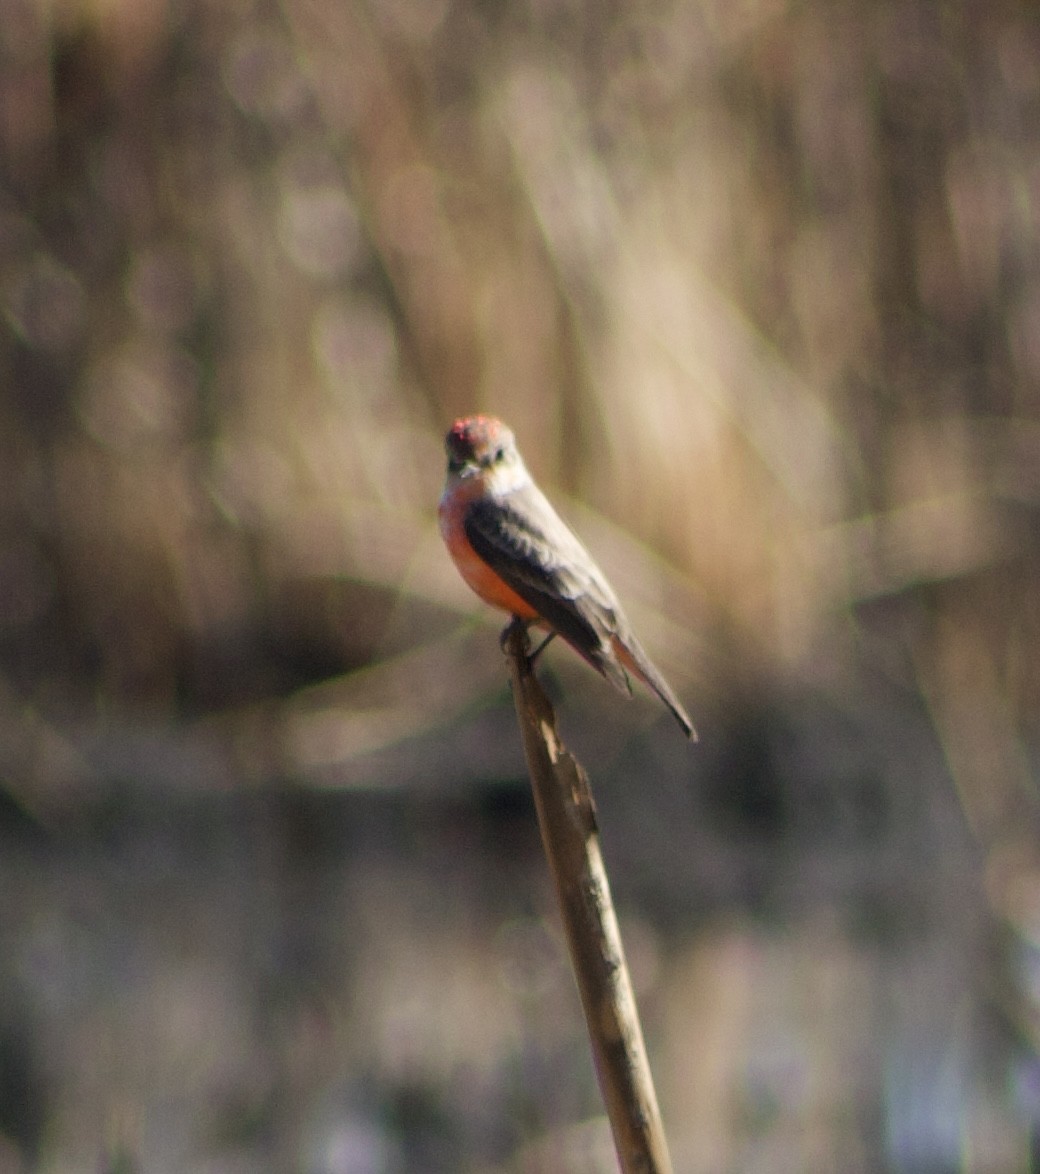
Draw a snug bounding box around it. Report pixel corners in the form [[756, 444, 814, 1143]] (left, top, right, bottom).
[[1, 0, 1039, 1169]]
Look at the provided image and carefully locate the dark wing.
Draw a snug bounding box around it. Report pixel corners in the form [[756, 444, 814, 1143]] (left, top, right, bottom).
[[463, 484, 632, 694]]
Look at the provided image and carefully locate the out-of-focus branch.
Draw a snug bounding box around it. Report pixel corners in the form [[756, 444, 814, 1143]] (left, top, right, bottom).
[[502, 617, 673, 1174]]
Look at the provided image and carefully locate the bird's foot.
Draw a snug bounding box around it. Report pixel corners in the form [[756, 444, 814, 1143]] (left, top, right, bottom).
[[500, 615, 530, 655], [500, 617, 555, 666]]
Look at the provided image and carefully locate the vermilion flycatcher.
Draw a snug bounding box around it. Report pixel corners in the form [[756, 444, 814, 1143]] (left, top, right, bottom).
[[438, 415, 696, 739]]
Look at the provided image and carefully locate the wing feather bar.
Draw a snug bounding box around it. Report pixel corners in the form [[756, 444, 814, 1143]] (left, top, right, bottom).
[[463, 495, 631, 694]]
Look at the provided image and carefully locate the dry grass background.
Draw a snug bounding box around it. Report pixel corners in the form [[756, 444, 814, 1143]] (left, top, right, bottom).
[[1, 0, 1040, 1170]]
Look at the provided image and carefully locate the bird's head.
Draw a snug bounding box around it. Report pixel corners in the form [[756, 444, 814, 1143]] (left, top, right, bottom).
[[444, 416, 526, 490]]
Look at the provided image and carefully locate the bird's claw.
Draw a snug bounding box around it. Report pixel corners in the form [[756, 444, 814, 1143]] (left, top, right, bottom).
[[500, 615, 529, 654], [499, 617, 555, 666]]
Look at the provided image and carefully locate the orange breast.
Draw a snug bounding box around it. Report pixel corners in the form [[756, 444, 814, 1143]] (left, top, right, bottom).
[[439, 495, 539, 620]]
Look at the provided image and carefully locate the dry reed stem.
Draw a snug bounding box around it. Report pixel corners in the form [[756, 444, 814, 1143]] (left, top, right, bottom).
[[502, 617, 673, 1174]]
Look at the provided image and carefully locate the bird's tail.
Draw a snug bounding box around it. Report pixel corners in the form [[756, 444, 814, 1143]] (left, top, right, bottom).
[[613, 635, 697, 740]]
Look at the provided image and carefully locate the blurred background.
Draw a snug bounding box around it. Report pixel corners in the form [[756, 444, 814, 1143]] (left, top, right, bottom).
[[1, 0, 1039, 1169]]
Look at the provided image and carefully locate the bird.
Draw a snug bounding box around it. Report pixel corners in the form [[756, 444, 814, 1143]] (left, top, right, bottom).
[[438, 414, 695, 739]]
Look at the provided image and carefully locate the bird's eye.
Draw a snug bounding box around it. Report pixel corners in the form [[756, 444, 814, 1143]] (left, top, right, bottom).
[[494, 446, 505, 461]]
